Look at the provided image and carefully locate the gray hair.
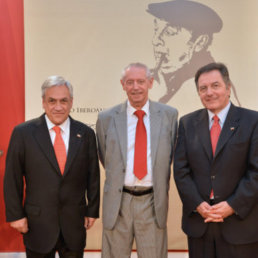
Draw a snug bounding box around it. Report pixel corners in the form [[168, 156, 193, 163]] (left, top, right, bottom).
[[121, 63, 152, 82], [41, 75, 73, 98]]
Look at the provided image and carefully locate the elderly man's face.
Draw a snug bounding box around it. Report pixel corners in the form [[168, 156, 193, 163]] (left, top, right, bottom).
[[42, 85, 73, 125], [121, 67, 153, 110], [198, 70, 231, 114], [152, 18, 195, 75]]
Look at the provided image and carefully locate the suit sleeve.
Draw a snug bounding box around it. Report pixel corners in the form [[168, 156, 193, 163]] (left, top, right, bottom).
[[96, 114, 106, 168], [170, 109, 178, 165], [227, 119, 258, 219], [4, 127, 26, 222], [173, 118, 204, 215], [85, 129, 100, 218]]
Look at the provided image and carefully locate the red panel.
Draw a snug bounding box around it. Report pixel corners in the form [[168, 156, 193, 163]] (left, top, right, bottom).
[[0, 0, 25, 251]]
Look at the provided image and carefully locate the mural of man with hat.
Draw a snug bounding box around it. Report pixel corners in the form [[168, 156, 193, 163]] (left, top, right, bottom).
[[147, 0, 240, 105]]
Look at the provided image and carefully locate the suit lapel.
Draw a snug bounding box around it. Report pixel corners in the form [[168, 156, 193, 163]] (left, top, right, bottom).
[[64, 117, 83, 175], [34, 115, 60, 174], [114, 102, 127, 168], [195, 110, 213, 161], [215, 104, 239, 157], [149, 101, 162, 169]]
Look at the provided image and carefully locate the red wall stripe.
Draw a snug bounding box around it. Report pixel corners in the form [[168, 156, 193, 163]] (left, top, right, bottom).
[[0, 0, 25, 251]]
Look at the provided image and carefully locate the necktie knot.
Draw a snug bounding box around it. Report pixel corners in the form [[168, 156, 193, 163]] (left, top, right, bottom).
[[134, 110, 145, 120], [213, 115, 219, 123], [53, 126, 61, 134]]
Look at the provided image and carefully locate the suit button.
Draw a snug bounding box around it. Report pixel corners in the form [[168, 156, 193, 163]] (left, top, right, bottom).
[[119, 189, 122, 193], [122, 169, 125, 173], [211, 176, 215, 180]]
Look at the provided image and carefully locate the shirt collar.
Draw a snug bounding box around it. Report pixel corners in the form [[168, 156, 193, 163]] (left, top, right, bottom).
[[208, 101, 231, 125], [45, 114, 70, 133], [127, 100, 150, 117]]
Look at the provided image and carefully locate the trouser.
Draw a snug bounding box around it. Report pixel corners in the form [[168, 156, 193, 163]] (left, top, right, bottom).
[[102, 186, 167, 258]]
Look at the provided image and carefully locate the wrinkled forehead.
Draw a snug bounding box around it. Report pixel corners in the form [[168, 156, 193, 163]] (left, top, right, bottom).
[[154, 18, 190, 33], [124, 67, 149, 82]]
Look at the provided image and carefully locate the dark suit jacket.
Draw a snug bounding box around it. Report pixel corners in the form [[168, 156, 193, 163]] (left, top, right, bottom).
[[174, 104, 258, 245], [4, 114, 100, 253]]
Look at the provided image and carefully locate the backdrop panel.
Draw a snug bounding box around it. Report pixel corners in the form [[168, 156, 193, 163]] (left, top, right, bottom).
[[24, 0, 258, 250]]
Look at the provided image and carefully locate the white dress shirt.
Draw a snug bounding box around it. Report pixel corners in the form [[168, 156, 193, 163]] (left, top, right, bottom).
[[208, 102, 231, 130], [45, 115, 70, 153], [124, 100, 153, 187]]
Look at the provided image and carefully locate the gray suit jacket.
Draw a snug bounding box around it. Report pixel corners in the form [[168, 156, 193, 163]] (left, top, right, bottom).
[[96, 100, 178, 230]]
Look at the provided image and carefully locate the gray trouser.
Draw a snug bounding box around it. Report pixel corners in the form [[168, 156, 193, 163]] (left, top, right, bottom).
[[102, 189, 167, 258]]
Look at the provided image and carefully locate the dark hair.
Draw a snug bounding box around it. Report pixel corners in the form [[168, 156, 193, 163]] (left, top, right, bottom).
[[195, 62, 231, 89]]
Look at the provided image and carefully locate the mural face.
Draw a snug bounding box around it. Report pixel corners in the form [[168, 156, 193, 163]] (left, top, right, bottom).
[[147, 0, 240, 106], [152, 18, 195, 75]]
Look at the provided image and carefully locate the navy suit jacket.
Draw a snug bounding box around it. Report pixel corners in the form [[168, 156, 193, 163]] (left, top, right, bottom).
[[174, 104, 258, 245], [4, 114, 100, 253]]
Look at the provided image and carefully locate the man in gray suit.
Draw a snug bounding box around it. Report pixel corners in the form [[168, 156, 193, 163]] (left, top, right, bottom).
[[96, 63, 178, 258]]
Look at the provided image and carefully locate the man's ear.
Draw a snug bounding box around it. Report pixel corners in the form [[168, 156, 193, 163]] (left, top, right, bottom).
[[121, 80, 126, 91], [193, 34, 209, 52], [149, 77, 154, 89]]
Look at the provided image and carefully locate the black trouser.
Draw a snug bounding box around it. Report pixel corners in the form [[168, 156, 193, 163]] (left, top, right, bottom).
[[188, 222, 258, 258], [26, 232, 84, 258]]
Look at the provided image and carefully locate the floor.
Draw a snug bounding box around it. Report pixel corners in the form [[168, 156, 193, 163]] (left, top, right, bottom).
[[0, 252, 189, 258]]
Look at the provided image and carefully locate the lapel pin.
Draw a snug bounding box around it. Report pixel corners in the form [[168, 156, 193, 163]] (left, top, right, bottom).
[[230, 127, 235, 131], [77, 134, 82, 138]]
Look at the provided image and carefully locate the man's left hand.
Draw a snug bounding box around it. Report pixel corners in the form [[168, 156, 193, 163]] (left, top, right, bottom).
[[205, 201, 234, 223], [84, 217, 96, 230]]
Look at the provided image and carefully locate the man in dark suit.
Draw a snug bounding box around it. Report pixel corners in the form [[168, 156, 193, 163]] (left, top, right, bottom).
[[174, 62, 258, 258], [96, 63, 178, 257], [4, 76, 100, 257]]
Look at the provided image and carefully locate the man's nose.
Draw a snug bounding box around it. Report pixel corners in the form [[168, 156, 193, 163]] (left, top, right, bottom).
[[206, 87, 213, 95], [132, 81, 140, 89], [55, 102, 63, 110], [152, 31, 164, 46]]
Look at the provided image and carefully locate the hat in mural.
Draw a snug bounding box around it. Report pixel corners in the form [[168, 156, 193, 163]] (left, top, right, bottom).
[[147, 0, 222, 34]]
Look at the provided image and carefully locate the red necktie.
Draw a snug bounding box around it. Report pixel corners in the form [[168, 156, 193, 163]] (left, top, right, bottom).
[[53, 126, 67, 174], [210, 115, 221, 198], [210, 115, 221, 155], [134, 110, 147, 180]]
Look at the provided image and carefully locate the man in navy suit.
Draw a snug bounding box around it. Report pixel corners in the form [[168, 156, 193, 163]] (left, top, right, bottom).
[[4, 76, 100, 257], [174, 63, 258, 258]]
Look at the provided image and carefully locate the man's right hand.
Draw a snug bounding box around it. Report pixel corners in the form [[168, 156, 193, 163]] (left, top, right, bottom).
[[197, 201, 212, 218], [197, 201, 224, 223], [10, 217, 28, 234]]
